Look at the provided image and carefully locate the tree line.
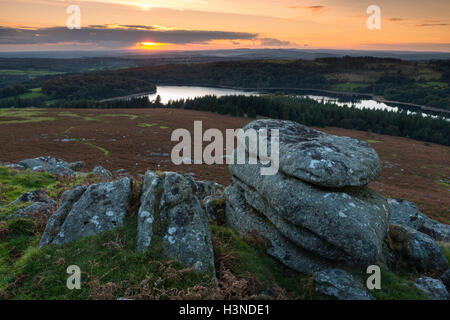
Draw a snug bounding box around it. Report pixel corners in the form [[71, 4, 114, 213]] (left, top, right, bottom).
[[41, 71, 156, 100], [24, 94, 446, 146]]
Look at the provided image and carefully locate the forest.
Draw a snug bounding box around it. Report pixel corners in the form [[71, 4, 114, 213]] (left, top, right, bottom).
[[41, 71, 156, 100], [37, 57, 450, 110]]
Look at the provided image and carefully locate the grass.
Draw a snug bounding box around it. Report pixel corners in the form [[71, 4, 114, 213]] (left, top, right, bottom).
[[0, 88, 46, 103], [137, 123, 157, 127], [0, 167, 59, 205], [61, 127, 109, 157], [442, 243, 450, 265], [0, 166, 441, 300], [0, 108, 56, 124], [211, 225, 323, 299], [0, 217, 213, 299], [365, 139, 382, 144], [15, 88, 45, 100], [370, 269, 429, 300], [104, 114, 138, 120], [81, 141, 110, 157], [0, 69, 65, 78]]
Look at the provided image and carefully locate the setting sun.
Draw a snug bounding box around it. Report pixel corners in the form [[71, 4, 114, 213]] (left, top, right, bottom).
[[135, 41, 167, 50]]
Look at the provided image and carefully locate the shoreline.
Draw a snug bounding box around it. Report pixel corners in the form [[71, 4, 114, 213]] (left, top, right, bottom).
[[101, 83, 449, 116]]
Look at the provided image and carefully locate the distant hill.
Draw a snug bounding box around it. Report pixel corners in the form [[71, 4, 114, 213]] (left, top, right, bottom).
[[0, 48, 449, 61]]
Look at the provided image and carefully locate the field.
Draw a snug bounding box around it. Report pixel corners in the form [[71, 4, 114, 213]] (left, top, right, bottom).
[[0, 108, 449, 223], [0, 69, 65, 78]]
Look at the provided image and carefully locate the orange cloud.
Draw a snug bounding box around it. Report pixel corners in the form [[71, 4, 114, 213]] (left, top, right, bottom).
[[289, 5, 326, 13]]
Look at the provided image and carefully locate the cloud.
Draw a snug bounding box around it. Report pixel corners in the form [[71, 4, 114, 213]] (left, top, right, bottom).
[[289, 5, 326, 13], [259, 37, 293, 47], [0, 25, 259, 48], [416, 23, 449, 27], [387, 18, 405, 22]]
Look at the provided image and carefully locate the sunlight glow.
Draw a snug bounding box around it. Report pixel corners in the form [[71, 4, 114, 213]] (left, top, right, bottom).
[[134, 41, 168, 50]]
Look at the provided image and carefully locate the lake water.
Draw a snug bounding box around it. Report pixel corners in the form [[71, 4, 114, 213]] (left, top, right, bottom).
[[146, 85, 445, 118], [147, 86, 259, 104]]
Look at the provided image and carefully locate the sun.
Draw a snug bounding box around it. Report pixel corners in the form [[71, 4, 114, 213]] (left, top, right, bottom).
[[134, 41, 167, 50]]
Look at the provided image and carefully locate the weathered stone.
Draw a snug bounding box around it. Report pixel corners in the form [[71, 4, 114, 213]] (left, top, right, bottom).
[[242, 119, 381, 187], [194, 180, 224, 201], [388, 198, 450, 242], [225, 184, 330, 273], [39, 178, 131, 246], [389, 224, 448, 273], [414, 277, 450, 300], [441, 269, 450, 292], [314, 268, 373, 300], [40, 186, 86, 247], [235, 179, 353, 263], [388, 198, 426, 230], [12, 189, 53, 205], [68, 161, 85, 171], [204, 195, 226, 225], [137, 171, 215, 273], [19, 156, 76, 177], [229, 162, 390, 265], [92, 166, 113, 180], [5, 190, 57, 220], [4, 163, 25, 170]]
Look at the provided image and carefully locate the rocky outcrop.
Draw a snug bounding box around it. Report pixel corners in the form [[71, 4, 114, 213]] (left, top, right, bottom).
[[414, 277, 450, 300], [388, 224, 448, 273], [204, 195, 226, 225], [194, 180, 224, 201], [39, 178, 132, 246], [92, 165, 113, 180], [225, 184, 330, 273], [18, 156, 82, 177], [68, 161, 85, 171], [229, 161, 390, 266], [40, 186, 86, 246], [4, 190, 57, 220], [314, 269, 373, 300], [224, 120, 391, 299], [242, 119, 381, 187], [388, 198, 450, 242], [137, 171, 215, 273]]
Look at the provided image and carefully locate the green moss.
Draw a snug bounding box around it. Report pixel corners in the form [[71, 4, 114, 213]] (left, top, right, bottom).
[[370, 269, 429, 300], [0, 167, 59, 204]]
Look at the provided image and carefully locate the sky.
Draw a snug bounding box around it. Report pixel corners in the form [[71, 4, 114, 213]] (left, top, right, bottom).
[[0, 0, 449, 52]]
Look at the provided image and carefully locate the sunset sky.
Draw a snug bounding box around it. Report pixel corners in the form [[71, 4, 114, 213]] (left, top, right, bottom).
[[0, 0, 449, 52]]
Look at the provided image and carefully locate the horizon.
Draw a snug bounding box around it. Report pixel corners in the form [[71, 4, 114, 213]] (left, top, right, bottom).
[[0, 0, 449, 53]]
